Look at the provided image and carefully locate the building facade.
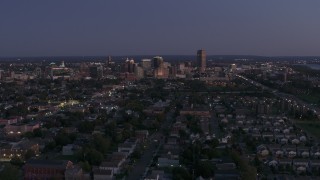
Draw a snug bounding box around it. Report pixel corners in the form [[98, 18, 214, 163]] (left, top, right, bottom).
[[197, 49, 206, 72]]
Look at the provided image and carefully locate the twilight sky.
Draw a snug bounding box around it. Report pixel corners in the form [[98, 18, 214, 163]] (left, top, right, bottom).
[[1, 0, 320, 57]]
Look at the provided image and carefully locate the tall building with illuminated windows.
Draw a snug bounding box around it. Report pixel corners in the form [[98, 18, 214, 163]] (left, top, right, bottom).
[[153, 56, 164, 69], [141, 59, 152, 70], [197, 49, 206, 72]]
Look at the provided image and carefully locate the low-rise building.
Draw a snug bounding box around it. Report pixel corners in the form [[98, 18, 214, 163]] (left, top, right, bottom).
[[157, 154, 179, 167], [5, 122, 40, 137], [93, 167, 113, 180], [24, 160, 75, 180], [62, 144, 76, 156]]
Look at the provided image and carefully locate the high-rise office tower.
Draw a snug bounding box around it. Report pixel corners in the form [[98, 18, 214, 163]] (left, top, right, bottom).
[[35, 67, 42, 78], [197, 49, 206, 72], [134, 65, 144, 79], [123, 58, 135, 73], [153, 56, 164, 69], [141, 59, 152, 70], [283, 68, 288, 82], [106, 56, 112, 66], [89, 65, 103, 79], [230, 64, 237, 72], [0, 69, 4, 80], [60, 61, 65, 68], [128, 59, 135, 73], [79, 63, 89, 76]]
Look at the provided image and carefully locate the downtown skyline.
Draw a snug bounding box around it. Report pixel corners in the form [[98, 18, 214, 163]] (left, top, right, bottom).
[[1, 0, 320, 57]]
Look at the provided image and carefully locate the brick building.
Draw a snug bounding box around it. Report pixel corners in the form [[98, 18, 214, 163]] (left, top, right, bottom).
[[24, 160, 74, 180]]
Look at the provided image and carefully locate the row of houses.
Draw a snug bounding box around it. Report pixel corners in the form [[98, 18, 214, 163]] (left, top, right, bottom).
[[257, 144, 320, 159], [93, 137, 143, 179], [268, 159, 320, 174], [251, 116, 320, 174]]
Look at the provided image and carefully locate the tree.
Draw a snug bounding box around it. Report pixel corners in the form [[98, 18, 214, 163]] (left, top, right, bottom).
[[86, 149, 103, 165], [189, 80, 207, 92], [181, 148, 193, 165], [10, 156, 24, 167], [122, 123, 133, 140], [207, 138, 219, 149], [78, 121, 94, 133], [131, 149, 142, 160], [125, 100, 144, 113], [155, 114, 165, 123], [79, 161, 91, 172], [93, 134, 111, 154], [44, 141, 57, 152], [231, 150, 257, 180], [189, 92, 205, 105], [204, 148, 222, 159], [0, 164, 20, 180], [105, 121, 118, 141], [196, 161, 214, 178], [179, 129, 188, 139], [23, 132, 34, 138], [55, 132, 72, 146], [33, 128, 44, 137], [24, 149, 36, 160], [172, 167, 192, 180]]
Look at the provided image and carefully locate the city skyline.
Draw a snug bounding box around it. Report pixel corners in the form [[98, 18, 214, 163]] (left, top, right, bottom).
[[1, 0, 320, 57]]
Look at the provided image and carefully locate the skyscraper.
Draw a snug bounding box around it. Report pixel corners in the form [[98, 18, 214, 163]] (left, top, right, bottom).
[[134, 65, 144, 79], [89, 65, 103, 79], [197, 49, 206, 72], [106, 56, 112, 66], [283, 68, 288, 82], [153, 56, 164, 69], [35, 67, 42, 78], [123, 58, 135, 73], [141, 59, 152, 70], [0, 69, 4, 80]]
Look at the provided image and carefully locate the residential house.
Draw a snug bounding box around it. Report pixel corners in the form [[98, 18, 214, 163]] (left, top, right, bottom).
[[278, 159, 292, 168], [118, 138, 138, 155], [214, 170, 240, 180], [135, 130, 149, 143], [310, 160, 320, 171], [65, 165, 84, 180], [62, 144, 76, 156], [157, 154, 179, 167], [93, 166, 113, 180], [293, 159, 309, 173], [145, 170, 168, 180], [98, 152, 127, 175]]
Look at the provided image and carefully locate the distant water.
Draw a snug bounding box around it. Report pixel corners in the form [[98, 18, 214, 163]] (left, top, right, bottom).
[[295, 64, 320, 70], [303, 64, 320, 70]]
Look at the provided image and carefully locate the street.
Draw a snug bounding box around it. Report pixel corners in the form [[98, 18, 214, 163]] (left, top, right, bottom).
[[126, 111, 173, 179]]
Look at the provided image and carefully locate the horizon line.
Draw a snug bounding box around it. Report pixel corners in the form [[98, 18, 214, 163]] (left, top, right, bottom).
[[1, 54, 320, 59]]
